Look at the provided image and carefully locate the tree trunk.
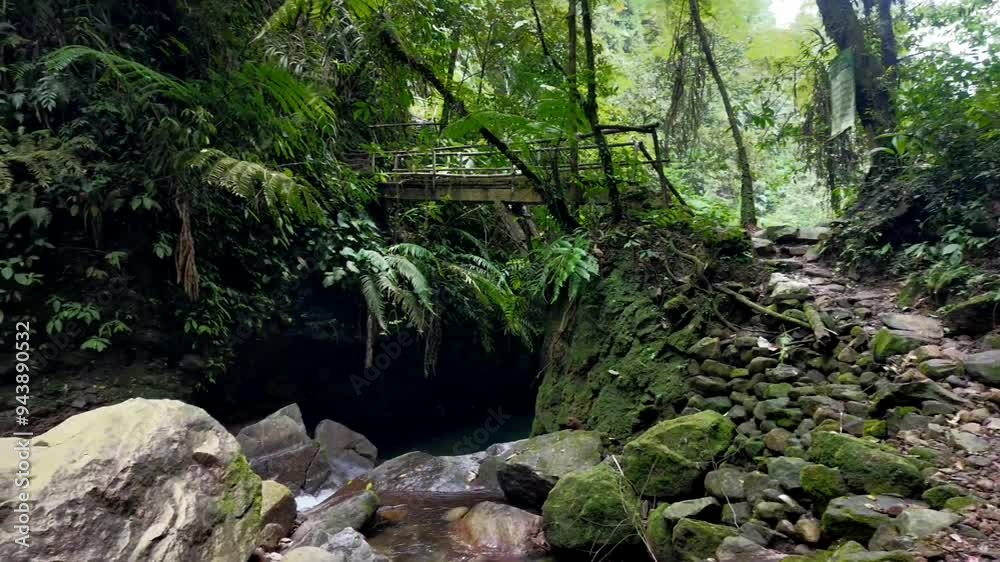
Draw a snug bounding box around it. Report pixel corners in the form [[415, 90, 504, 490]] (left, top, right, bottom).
[[663, 26, 690, 161], [689, 0, 756, 227], [826, 150, 841, 214], [815, 0, 896, 140], [580, 0, 622, 221], [566, 0, 581, 204], [440, 26, 462, 128], [379, 21, 578, 230], [877, 0, 898, 71]]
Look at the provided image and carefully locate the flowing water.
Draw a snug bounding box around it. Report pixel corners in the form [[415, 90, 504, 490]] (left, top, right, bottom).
[[365, 491, 557, 562]]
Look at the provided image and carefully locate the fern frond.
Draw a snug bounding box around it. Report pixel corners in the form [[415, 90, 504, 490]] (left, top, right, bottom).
[[42, 46, 194, 102], [360, 275, 386, 329], [388, 243, 435, 261], [189, 148, 324, 221]]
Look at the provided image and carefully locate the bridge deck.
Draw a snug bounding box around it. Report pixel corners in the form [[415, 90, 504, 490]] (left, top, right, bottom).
[[353, 123, 673, 204], [378, 173, 541, 203]]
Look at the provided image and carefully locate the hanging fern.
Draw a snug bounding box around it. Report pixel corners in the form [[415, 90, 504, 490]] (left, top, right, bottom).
[[354, 244, 434, 333], [189, 148, 325, 222], [41, 46, 195, 101], [531, 234, 600, 304], [0, 127, 94, 193]]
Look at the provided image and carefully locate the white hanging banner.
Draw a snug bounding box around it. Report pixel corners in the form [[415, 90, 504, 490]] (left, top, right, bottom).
[[829, 48, 856, 138]]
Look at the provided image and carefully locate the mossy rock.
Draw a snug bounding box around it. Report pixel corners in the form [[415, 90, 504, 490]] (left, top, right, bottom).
[[941, 293, 999, 335], [863, 420, 887, 438], [671, 518, 738, 562], [801, 464, 849, 511], [622, 411, 736, 498], [921, 484, 964, 510], [542, 462, 640, 551], [809, 432, 924, 496], [645, 503, 674, 561], [943, 495, 983, 512], [872, 329, 932, 362]]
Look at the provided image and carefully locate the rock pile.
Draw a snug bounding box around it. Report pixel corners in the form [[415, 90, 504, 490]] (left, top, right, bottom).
[[523, 227, 1000, 561]]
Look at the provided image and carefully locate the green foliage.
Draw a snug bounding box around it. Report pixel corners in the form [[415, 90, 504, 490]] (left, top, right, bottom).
[[529, 234, 599, 304]]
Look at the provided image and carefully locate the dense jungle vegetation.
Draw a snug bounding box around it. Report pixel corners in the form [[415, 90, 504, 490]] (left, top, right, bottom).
[[4, 1, 1000, 562], [1, 0, 998, 394]]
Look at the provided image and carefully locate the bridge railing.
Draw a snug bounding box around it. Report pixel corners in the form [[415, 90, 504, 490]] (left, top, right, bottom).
[[348, 122, 680, 204]]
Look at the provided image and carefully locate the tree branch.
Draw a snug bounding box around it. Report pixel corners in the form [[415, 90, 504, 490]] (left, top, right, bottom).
[[377, 19, 578, 230]]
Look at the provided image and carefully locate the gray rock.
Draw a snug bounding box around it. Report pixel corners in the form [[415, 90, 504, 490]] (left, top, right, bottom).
[[236, 404, 330, 493], [283, 546, 339, 562], [771, 280, 812, 301], [0, 399, 261, 562], [949, 429, 989, 453], [795, 515, 822, 543], [918, 359, 963, 380], [716, 536, 785, 562], [763, 225, 799, 242], [451, 501, 546, 557], [879, 313, 945, 339], [748, 357, 779, 375], [314, 419, 378, 489], [722, 502, 752, 526], [288, 529, 388, 562], [895, 507, 961, 538], [822, 495, 916, 543], [663, 497, 721, 521], [753, 501, 787, 521], [261, 480, 297, 535], [293, 491, 379, 549], [689, 337, 722, 360], [766, 364, 803, 382], [752, 238, 776, 256], [366, 451, 502, 495], [965, 350, 1000, 385], [796, 227, 832, 242], [705, 468, 748, 500], [764, 428, 793, 453], [767, 456, 810, 491], [497, 430, 603, 510]]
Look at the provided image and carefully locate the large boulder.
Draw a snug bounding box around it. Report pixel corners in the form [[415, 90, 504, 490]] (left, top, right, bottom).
[[314, 419, 378, 489], [809, 432, 924, 496], [622, 410, 736, 498], [363, 451, 502, 496], [285, 529, 388, 562], [497, 430, 603, 510], [451, 501, 547, 556], [964, 350, 1000, 385], [293, 490, 378, 549], [0, 399, 261, 561], [542, 462, 640, 551], [236, 404, 330, 493]]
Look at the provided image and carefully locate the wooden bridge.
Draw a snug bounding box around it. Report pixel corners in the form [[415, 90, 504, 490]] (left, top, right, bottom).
[[348, 123, 675, 204]]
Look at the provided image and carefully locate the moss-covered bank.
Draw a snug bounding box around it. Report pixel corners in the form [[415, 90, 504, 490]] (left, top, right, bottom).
[[532, 267, 691, 441]]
